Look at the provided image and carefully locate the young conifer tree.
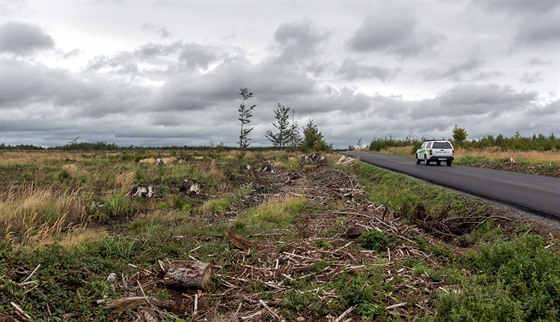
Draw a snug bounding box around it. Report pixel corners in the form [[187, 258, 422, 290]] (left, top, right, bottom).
[[265, 103, 292, 148], [238, 88, 255, 149]]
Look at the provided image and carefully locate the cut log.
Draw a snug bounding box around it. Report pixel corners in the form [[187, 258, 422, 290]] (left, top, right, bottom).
[[163, 260, 212, 291]]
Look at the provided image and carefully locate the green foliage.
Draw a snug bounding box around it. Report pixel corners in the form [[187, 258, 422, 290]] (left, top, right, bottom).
[[368, 132, 560, 152], [105, 192, 136, 217], [369, 136, 420, 152], [438, 235, 560, 321], [452, 124, 468, 143], [331, 269, 386, 319], [265, 103, 293, 148], [358, 231, 389, 251], [301, 120, 330, 152]]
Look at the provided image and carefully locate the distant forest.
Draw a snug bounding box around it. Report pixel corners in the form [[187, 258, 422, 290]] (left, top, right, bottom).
[[367, 132, 560, 152], [0, 141, 289, 151], [1, 132, 559, 152]]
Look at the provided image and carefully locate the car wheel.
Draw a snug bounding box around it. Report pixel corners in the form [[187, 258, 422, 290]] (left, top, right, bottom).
[[416, 156, 421, 164], [446, 160, 452, 166], [436, 160, 441, 166], [424, 155, 430, 165]]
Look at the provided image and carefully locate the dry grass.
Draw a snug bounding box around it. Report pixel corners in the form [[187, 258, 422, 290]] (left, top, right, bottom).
[[0, 151, 90, 165], [458, 148, 560, 163], [380, 146, 560, 164], [115, 171, 136, 193], [0, 184, 88, 244], [33, 227, 109, 250]]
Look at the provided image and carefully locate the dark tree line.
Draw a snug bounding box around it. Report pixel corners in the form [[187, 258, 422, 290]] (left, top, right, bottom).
[[368, 132, 559, 152]]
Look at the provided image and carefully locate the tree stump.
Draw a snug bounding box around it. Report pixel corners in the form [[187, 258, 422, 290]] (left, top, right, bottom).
[[163, 260, 212, 291]]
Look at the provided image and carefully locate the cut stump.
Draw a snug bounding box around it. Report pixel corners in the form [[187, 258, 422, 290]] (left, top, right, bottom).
[[163, 260, 212, 291]]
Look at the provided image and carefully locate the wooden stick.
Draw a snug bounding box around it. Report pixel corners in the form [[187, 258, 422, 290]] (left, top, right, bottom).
[[334, 305, 355, 322], [10, 302, 31, 320], [241, 310, 264, 320], [386, 302, 407, 310], [21, 264, 41, 285], [259, 299, 281, 320]]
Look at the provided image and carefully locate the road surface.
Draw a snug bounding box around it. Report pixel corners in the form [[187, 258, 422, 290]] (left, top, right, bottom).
[[344, 151, 560, 218]]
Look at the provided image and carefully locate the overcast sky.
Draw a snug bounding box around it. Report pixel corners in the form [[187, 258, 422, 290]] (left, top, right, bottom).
[[1, 0, 558, 148]]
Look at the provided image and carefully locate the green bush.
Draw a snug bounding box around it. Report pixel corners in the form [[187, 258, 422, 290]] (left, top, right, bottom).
[[358, 231, 389, 251], [437, 235, 560, 321]]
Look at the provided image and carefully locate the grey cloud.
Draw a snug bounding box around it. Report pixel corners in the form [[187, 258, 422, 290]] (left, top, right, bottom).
[[63, 48, 83, 59], [0, 21, 54, 55], [526, 99, 558, 116], [155, 57, 316, 112], [338, 58, 399, 81], [528, 58, 552, 66], [142, 22, 170, 38], [272, 20, 329, 64], [137, 42, 182, 58], [178, 43, 222, 71], [1, 58, 152, 119], [287, 87, 372, 115], [513, 11, 559, 48], [479, 1, 559, 15], [86, 42, 182, 74], [0, 59, 98, 107], [422, 58, 484, 81], [520, 72, 542, 84], [470, 70, 504, 81], [435, 84, 537, 116], [347, 8, 444, 58]]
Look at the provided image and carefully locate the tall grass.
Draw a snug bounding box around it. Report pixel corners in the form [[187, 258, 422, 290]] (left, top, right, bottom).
[[0, 185, 88, 243]]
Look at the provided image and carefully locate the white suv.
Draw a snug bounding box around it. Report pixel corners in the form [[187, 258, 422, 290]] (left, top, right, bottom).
[[416, 140, 454, 166]]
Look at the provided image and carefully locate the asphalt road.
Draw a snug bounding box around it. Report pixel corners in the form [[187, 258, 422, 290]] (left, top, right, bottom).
[[344, 151, 560, 218]]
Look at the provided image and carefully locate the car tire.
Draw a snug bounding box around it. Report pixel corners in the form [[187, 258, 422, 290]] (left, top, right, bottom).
[[416, 157, 421, 164], [446, 160, 452, 166], [424, 155, 430, 166]]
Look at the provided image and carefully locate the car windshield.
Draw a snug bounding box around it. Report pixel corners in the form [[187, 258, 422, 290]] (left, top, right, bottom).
[[433, 142, 452, 149]]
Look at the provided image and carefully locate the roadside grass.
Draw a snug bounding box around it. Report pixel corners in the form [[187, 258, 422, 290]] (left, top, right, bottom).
[[377, 146, 560, 176], [350, 160, 560, 321]]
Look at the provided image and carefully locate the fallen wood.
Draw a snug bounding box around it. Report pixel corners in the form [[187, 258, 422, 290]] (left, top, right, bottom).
[[163, 260, 213, 291], [179, 179, 201, 195], [129, 184, 154, 198], [226, 227, 253, 250], [260, 160, 275, 173], [386, 302, 407, 310], [104, 296, 174, 314]]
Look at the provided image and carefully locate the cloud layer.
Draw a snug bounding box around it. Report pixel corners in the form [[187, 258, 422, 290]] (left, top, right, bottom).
[[0, 1, 558, 148]]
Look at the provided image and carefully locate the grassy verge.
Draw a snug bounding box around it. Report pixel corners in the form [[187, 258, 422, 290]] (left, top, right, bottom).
[[350, 161, 560, 321]]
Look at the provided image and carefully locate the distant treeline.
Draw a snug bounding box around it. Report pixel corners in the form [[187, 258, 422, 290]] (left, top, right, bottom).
[[368, 133, 560, 152], [0, 141, 291, 151]]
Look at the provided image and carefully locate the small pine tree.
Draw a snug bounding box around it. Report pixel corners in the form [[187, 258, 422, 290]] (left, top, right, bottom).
[[301, 120, 329, 152], [452, 124, 468, 143], [265, 103, 292, 148], [238, 88, 256, 149]]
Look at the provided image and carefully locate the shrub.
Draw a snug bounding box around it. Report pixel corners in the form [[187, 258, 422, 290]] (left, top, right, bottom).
[[438, 235, 560, 320], [358, 231, 389, 251]]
